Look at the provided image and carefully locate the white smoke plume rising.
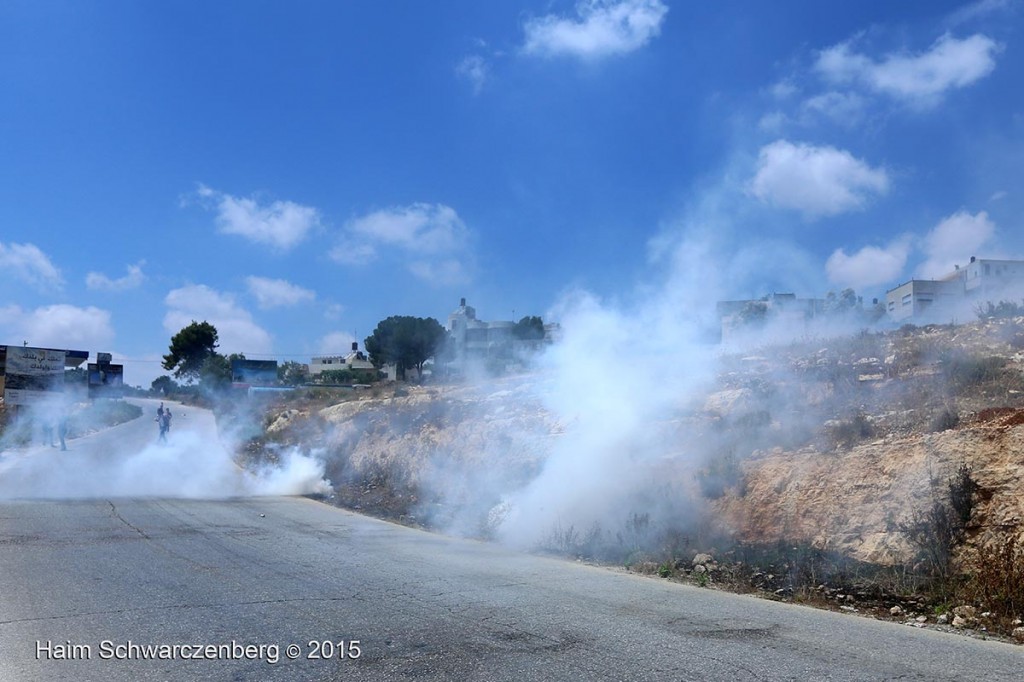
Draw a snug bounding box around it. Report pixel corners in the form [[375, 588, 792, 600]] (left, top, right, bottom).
[[457, 229, 728, 548]]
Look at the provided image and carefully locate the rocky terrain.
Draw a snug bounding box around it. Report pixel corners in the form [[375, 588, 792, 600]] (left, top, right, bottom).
[[240, 316, 1024, 640]]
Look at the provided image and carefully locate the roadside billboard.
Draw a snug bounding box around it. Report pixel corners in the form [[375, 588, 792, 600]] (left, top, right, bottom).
[[231, 359, 278, 386], [3, 346, 66, 405], [88, 363, 125, 399]]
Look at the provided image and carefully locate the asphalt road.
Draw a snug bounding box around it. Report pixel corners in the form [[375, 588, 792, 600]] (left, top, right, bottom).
[[1, 403, 1021, 680]]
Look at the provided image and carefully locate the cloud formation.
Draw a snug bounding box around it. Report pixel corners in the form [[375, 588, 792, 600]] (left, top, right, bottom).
[[456, 55, 489, 94], [164, 284, 273, 356], [197, 185, 320, 251], [816, 33, 1000, 106], [800, 91, 867, 126], [917, 210, 995, 279], [751, 140, 889, 219], [317, 331, 356, 355], [245, 276, 315, 309], [0, 304, 114, 350], [0, 242, 63, 291], [522, 0, 668, 60], [86, 262, 145, 292], [331, 203, 473, 286], [826, 237, 912, 290]]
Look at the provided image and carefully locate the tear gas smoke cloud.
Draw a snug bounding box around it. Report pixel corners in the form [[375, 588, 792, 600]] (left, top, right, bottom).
[[494, 286, 718, 548], [0, 397, 328, 500]]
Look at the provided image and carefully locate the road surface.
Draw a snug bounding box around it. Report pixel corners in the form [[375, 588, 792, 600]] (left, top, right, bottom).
[[1, 403, 1021, 680], [4, 496, 1023, 681]]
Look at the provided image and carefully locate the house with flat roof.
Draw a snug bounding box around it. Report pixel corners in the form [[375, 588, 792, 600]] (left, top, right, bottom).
[[885, 256, 1024, 322], [309, 342, 376, 378]]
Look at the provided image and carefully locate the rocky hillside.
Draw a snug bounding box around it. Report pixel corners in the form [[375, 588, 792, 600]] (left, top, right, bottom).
[[707, 318, 1024, 565], [245, 316, 1024, 633]]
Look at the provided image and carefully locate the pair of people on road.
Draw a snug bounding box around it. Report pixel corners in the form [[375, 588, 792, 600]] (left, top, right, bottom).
[[157, 403, 172, 442], [40, 412, 68, 451]]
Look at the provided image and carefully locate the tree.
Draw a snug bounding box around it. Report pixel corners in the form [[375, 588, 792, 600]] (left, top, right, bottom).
[[316, 369, 356, 385], [512, 315, 545, 341], [162, 321, 219, 382], [199, 353, 235, 392], [824, 288, 858, 314], [364, 316, 447, 380], [151, 375, 178, 395], [278, 361, 309, 386]]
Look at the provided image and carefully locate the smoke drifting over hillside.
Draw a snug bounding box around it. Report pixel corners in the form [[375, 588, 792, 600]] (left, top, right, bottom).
[[492, 284, 718, 547]]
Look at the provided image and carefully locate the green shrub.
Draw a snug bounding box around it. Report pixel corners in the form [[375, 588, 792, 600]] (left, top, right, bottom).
[[975, 300, 1024, 320], [940, 351, 1006, 391]]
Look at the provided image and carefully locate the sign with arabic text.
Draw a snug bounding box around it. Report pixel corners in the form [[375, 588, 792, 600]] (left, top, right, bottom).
[[3, 346, 67, 405]]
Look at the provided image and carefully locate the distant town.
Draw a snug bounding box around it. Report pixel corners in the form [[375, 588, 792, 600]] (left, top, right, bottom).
[[717, 255, 1024, 342], [5, 257, 1024, 404]]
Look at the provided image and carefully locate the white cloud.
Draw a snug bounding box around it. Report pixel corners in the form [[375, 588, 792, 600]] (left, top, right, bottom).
[[750, 140, 889, 219], [826, 237, 912, 290], [947, 0, 1014, 27], [0, 242, 63, 291], [323, 303, 345, 321], [408, 259, 472, 287], [456, 55, 489, 94], [816, 33, 1000, 106], [245, 276, 315, 309], [0, 304, 114, 350], [331, 203, 473, 285], [917, 210, 996, 278], [801, 91, 867, 125], [197, 184, 320, 251], [163, 285, 273, 356], [769, 79, 799, 100], [317, 331, 356, 355], [757, 110, 789, 133], [522, 0, 668, 60], [86, 261, 145, 292]]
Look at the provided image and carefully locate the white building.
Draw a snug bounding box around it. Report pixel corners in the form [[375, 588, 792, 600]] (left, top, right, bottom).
[[885, 256, 1024, 322], [447, 298, 515, 357], [309, 342, 376, 377]]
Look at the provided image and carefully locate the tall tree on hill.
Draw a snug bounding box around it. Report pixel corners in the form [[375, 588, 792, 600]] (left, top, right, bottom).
[[365, 316, 447, 380], [162, 321, 219, 383]]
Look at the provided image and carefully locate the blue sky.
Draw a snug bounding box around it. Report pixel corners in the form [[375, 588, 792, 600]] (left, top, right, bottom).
[[1, 0, 1022, 386]]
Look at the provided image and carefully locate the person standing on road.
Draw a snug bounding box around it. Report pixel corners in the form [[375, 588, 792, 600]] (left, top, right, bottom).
[[158, 410, 169, 443], [57, 413, 68, 451], [42, 417, 56, 447]]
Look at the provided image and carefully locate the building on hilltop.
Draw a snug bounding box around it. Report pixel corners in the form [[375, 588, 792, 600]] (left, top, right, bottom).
[[886, 256, 1024, 322], [309, 342, 376, 378], [447, 298, 514, 358], [716, 293, 828, 343], [446, 298, 553, 372]]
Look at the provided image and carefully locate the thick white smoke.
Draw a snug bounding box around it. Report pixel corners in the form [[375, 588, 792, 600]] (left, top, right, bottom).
[[493, 238, 723, 548], [0, 398, 329, 500]]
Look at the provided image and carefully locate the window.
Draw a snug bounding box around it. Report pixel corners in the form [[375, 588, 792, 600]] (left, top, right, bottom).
[[902, 294, 912, 305], [888, 301, 895, 311]]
